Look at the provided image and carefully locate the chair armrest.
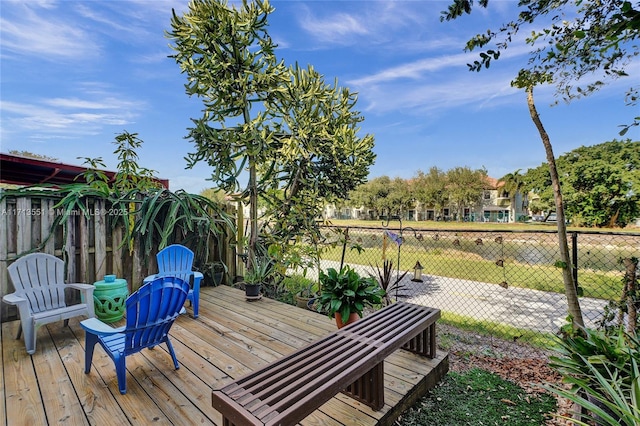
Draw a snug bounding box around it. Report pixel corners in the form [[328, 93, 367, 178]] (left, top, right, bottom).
[[80, 318, 125, 336], [194, 272, 203, 280], [67, 283, 94, 291], [143, 274, 157, 285], [2, 293, 27, 306]]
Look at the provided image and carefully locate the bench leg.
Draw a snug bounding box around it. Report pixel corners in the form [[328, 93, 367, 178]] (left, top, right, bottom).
[[403, 323, 437, 358], [343, 361, 385, 410]]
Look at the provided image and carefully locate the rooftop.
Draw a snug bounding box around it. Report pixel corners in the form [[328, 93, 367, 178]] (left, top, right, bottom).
[[0, 153, 169, 189]]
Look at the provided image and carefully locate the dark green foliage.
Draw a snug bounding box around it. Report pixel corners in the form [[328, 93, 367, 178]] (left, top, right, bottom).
[[282, 274, 317, 296], [350, 166, 487, 221], [399, 368, 556, 426], [522, 139, 640, 227], [316, 266, 385, 321]]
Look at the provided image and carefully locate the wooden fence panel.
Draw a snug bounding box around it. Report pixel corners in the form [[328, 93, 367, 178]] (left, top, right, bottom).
[[41, 199, 55, 254], [95, 199, 107, 279], [1, 193, 233, 322], [0, 197, 8, 321]]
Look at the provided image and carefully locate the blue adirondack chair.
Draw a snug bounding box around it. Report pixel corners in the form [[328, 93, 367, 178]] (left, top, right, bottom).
[[143, 244, 203, 318], [80, 276, 190, 394]]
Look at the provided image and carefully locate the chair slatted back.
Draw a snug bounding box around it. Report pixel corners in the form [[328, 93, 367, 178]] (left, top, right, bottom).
[[123, 276, 189, 356], [8, 253, 67, 314], [156, 245, 195, 285]]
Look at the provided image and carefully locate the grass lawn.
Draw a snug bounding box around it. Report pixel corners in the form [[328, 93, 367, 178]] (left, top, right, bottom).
[[325, 218, 640, 233], [397, 368, 557, 426], [318, 219, 628, 300]]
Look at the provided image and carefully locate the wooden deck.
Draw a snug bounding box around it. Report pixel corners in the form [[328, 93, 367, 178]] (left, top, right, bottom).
[[0, 285, 448, 426]]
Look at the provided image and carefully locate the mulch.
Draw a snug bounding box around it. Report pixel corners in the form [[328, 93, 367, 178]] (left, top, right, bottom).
[[440, 324, 577, 425]]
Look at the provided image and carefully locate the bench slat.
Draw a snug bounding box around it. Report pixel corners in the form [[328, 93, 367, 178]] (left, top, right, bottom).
[[212, 302, 440, 426]]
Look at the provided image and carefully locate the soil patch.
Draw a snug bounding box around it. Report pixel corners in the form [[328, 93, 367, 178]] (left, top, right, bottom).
[[439, 323, 575, 425]]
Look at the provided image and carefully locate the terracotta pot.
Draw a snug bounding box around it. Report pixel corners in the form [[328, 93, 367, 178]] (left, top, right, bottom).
[[335, 312, 359, 329]]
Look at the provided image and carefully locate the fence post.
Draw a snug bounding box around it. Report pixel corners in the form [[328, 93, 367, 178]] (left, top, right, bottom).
[[571, 231, 579, 291], [340, 227, 349, 271]]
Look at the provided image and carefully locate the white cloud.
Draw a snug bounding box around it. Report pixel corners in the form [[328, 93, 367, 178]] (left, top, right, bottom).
[[1, 89, 143, 137], [356, 74, 520, 116], [348, 52, 472, 86], [295, 2, 431, 46], [0, 3, 99, 60], [299, 9, 369, 44], [44, 97, 140, 110]]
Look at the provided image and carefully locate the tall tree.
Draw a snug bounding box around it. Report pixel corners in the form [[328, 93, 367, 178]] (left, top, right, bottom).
[[168, 0, 374, 272], [168, 0, 285, 271], [517, 75, 584, 329], [413, 167, 448, 219], [523, 139, 640, 227], [499, 169, 526, 222], [446, 166, 488, 221], [264, 64, 375, 244], [438, 0, 640, 328], [349, 176, 392, 219]]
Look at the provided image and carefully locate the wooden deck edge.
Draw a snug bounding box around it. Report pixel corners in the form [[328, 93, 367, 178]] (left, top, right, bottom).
[[376, 351, 449, 426]]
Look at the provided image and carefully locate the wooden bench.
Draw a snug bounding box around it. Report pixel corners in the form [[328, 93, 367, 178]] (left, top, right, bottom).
[[211, 301, 440, 426]]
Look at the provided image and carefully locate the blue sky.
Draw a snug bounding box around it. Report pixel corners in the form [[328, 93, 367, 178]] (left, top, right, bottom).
[[1, 0, 638, 194]]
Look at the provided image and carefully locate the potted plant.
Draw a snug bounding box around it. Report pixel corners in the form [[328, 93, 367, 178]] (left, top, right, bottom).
[[296, 282, 318, 309], [204, 261, 227, 286], [316, 266, 385, 328], [282, 274, 318, 309], [242, 255, 272, 299]]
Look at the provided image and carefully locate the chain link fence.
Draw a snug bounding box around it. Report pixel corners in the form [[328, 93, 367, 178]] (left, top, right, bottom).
[[316, 225, 640, 344]]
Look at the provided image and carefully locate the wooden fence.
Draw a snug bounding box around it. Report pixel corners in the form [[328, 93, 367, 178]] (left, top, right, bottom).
[[0, 194, 236, 322]]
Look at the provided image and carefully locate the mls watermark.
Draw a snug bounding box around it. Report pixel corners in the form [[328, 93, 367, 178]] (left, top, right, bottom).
[[1, 207, 129, 217]]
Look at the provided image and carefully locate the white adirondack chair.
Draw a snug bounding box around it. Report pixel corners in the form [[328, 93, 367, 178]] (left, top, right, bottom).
[[3, 253, 95, 355]]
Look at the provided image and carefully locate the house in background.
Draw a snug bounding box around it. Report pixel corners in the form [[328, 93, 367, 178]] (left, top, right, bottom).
[[477, 176, 527, 223], [323, 175, 528, 223]]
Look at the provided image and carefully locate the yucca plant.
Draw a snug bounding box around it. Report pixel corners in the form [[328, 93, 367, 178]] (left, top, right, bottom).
[[545, 326, 640, 425]]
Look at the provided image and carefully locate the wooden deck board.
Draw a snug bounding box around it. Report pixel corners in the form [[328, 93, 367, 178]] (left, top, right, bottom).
[[1, 286, 448, 426]]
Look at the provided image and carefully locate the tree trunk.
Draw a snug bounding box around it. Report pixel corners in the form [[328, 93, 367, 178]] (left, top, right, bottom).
[[248, 156, 258, 270], [244, 104, 258, 271], [622, 257, 638, 335], [526, 86, 585, 329]]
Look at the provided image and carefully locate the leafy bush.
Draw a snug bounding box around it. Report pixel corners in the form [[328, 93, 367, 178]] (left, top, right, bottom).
[[281, 274, 317, 296]]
